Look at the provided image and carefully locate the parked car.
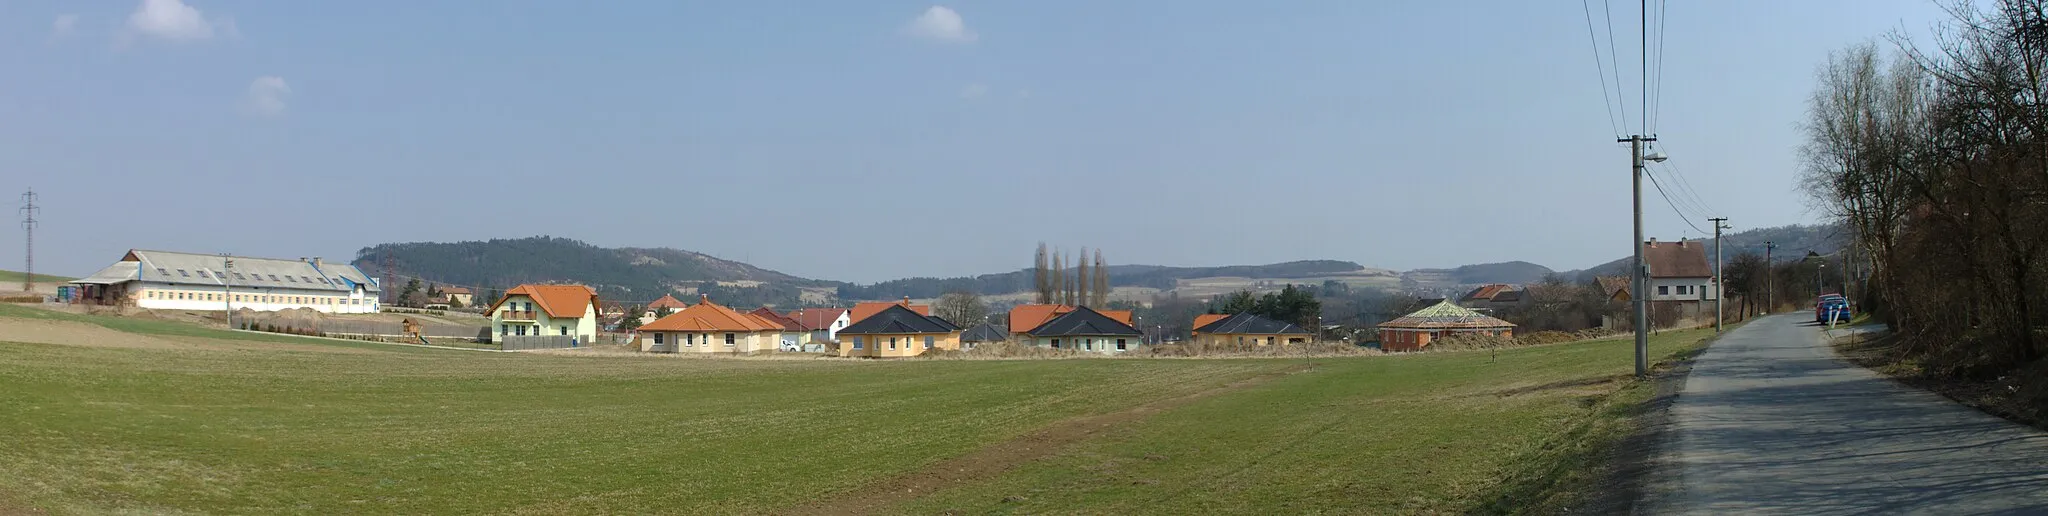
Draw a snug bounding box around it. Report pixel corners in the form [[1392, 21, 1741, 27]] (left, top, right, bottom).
[[1815, 295, 1851, 324]]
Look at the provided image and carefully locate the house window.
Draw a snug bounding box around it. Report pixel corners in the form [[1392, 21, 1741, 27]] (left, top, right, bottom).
[[197, 270, 210, 278], [654, 333, 664, 344], [560, 326, 569, 336], [852, 337, 864, 349], [724, 333, 736, 346], [1117, 339, 1128, 350], [1084, 339, 1094, 351], [687, 334, 696, 346], [286, 276, 297, 283], [177, 269, 189, 277], [1050, 339, 1061, 348], [156, 268, 169, 276], [501, 325, 509, 335], [1657, 285, 1670, 296], [1677, 285, 1691, 295], [888, 337, 897, 349], [924, 336, 935, 349], [515, 325, 527, 336]]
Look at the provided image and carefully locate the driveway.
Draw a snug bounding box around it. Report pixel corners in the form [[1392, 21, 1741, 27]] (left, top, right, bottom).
[[1646, 315, 2048, 514]]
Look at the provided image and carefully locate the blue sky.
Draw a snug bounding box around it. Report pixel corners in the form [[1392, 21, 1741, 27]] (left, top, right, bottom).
[[1, 1, 1952, 283]]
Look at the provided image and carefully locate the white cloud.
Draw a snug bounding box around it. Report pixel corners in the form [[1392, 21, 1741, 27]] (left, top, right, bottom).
[[52, 14, 79, 38], [960, 83, 988, 99], [903, 6, 975, 43], [126, 0, 217, 42], [242, 76, 289, 117]]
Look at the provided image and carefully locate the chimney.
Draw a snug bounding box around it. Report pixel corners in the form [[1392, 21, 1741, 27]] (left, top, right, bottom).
[[1677, 239, 1688, 248], [700, 294, 711, 304], [312, 257, 323, 267], [901, 296, 911, 306], [1646, 238, 1658, 248]]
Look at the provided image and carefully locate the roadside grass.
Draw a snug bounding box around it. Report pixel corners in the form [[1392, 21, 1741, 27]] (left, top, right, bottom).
[[0, 309, 1723, 514], [0, 303, 425, 353], [898, 327, 1723, 515]]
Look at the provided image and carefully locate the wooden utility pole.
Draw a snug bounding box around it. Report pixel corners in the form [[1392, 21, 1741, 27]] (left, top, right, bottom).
[[1763, 241, 1776, 314], [1710, 218, 1728, 332]]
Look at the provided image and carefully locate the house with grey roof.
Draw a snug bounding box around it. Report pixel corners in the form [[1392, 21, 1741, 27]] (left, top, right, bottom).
[[1190, 312, 1313, 348], [1019, 305, 1143, 354], [69, 249, 381, 313], [959, 323, 1008, 349]]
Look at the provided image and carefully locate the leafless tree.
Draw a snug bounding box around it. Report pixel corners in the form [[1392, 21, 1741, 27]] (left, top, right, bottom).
[[1034, 243, 1052, 304], [1093, 249, 1110, 306], [935, 291, 990, 327], [1077, 246, 1091, 307]]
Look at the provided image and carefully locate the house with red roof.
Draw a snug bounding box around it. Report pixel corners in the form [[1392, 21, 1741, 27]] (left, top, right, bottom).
[[788, 307, 852, 343], [1006, 304, 1135, 340]]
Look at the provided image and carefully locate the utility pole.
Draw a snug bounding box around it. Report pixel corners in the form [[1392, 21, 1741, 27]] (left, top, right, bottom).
[[1621, 134, 1657, 378], [1710, 218, 1728, 332], [1763, 241, 1776, 315], [18, 189, 38, 292]]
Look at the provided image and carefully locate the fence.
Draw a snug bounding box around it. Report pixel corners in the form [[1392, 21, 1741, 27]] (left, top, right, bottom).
[[235, 315, 488, 342], [501, 335, 581, 351]]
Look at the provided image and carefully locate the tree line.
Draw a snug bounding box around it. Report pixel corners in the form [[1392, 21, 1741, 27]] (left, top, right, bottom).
[[1800, 0, 2048, 376]]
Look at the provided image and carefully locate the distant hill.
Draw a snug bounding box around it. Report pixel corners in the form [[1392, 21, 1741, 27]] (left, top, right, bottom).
[[0, 269, 74, 283], [354, 237, 840, 307], [1556, 223, 1848, 283], [1401, 261, 1553, 287], [836, 260, 1370, 300]]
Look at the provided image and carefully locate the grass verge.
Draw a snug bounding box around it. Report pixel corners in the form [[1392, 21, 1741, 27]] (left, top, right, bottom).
[[1833, 329, 2047, 432]]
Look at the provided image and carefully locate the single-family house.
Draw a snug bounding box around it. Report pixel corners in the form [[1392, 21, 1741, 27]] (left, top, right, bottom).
[[750, 307, 811, 349], [1376, 300, 1515, 352], [641, 294, 691, 325], [1190, 312, 1313, 348], [486, 284, 601, 344], [435, 286, 475, 307], [836, 304, 963, 358], [1643, 238, 1717, 321], [959, 323, 1008, 349], [849, 298, 931, 326], [1458, 284, 1527, 311], [69, 250, 381, 313], [638, 295, 785, 353], [789, 307, 852, 343], [1007, 304, 1135, 340], [1018, 305, 1143, 354]]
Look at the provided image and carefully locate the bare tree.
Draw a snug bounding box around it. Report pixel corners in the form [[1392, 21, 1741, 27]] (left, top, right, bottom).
[[1076, 246, 1090, 307], [1051, 250, 1066, 305], [1034, 243, 1052, 304], [1093, 249, 1110, 306], [935, 291, 990, 327]]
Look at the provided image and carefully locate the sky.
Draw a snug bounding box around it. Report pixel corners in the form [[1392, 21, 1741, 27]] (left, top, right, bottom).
[[0, 0, 1955, 283]]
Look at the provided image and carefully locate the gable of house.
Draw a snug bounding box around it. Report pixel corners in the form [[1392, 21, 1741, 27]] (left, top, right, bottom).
[[1026, 306, 1142, 336], [1010, 304, 1137, 334], [486, 284, 599, 319], [850, 299, 931, 325], [1643, 239, 1713, 278], [642, 296, 782, 332]]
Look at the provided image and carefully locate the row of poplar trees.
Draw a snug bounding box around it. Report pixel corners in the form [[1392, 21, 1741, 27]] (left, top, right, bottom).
[[1033, 243, 1110, 306]]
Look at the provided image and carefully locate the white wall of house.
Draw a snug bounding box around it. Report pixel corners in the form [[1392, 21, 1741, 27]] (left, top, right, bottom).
[[132, 281, 379, 313], [1647, 277, 1718, 302], [1025, 335, 1135, 354]]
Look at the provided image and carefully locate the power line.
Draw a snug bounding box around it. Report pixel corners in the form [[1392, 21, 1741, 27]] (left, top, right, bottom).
[[1646, 169, 1710, 234], [1650, 160, 1720, 218], [1650, 0, 1669, 133], [1603, 0, 1632, 134], [1581, 0, 1623, 137]]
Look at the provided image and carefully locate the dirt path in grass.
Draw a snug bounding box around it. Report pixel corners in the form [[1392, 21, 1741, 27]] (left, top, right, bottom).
[[782, 362, 1319, 516]]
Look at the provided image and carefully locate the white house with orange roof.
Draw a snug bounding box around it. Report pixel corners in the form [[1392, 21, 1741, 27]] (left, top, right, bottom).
[[638, 295, 787, 353], [485, 284, 602, 344]]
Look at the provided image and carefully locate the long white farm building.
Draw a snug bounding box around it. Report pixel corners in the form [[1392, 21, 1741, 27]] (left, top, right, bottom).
[[70, 250, 383, 314]]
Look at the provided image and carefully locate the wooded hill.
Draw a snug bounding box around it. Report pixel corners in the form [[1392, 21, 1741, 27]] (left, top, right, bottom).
[[353, 237, 838, 306]]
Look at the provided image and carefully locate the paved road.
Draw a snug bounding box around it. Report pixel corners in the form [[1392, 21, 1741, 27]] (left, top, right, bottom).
[[1647, 315, 2048, 514]]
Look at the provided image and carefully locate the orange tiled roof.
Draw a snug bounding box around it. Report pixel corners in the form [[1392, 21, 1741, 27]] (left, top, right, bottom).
[[850, 298, 930, 325], [485, 284, 599, 319], [1461, 284, 1513, 302], [647, 294, 690, 310], [1009, 304, 1136, 333], [642, 295, 784, 332], [1192, 313, 1229, 332]]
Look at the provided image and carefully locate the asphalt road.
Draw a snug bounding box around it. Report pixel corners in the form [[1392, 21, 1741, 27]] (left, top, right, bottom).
[[1646, 315, 2048, 515]]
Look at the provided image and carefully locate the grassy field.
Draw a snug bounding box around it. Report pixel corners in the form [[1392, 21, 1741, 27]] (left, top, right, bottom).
[[0, 305, 1722, 514]]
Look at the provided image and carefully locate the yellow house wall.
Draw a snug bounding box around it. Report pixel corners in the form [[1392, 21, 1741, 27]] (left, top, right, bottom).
[[837, 332, 961, 358], [1191, 333, 1308, 348]]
